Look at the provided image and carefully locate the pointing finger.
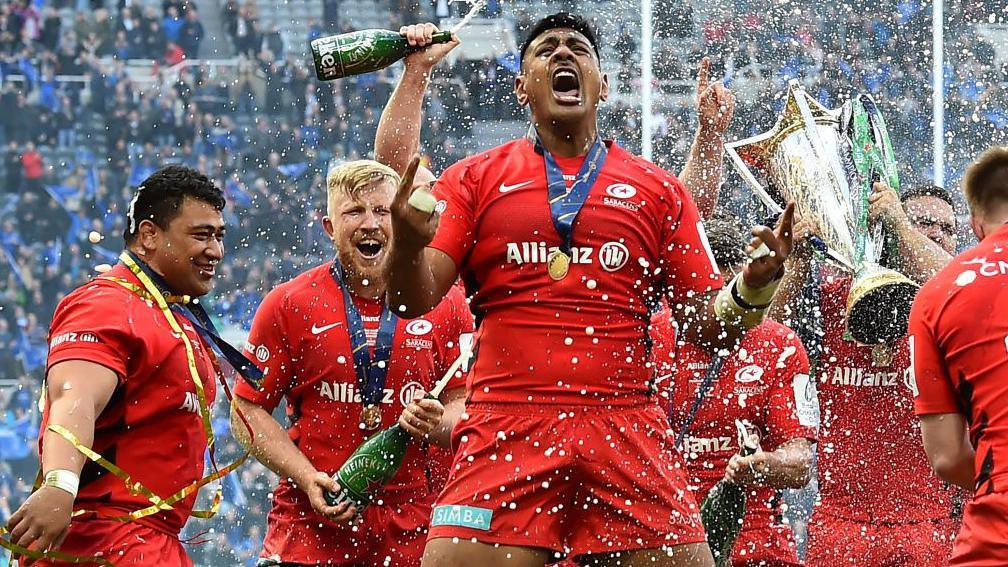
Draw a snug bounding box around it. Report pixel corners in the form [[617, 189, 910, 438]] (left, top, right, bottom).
[[696, 56, 711, 101], [395, 155, 422, 206], [776, 202, 795, 240]]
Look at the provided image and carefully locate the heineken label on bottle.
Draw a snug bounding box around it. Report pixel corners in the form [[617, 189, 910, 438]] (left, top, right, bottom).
[[311, 31, 386, 82], [333, 450, 387, 508], [311, 35, 346, 81]]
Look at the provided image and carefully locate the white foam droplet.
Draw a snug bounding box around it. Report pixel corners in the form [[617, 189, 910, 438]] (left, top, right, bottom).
[[586, 279, 597, 290], [955, 270, 977, 286], [88, 231, 102, 244], [585, 326, 595, 335], [95, 264, 112, 273]]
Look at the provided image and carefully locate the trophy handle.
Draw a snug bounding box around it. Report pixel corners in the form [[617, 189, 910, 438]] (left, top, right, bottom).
[[724, 143, 784, 215]]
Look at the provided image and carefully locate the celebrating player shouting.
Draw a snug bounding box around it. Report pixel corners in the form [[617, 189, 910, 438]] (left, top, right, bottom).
[[651, 213, 817, 567], [5, 166, 247, 565], [232, 160, 473, 566], [385, 13, 795, 567], [910, 147, 1008, 564]]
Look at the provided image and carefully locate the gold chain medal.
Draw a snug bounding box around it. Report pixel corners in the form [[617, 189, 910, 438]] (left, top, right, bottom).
[[361, 404, 382, 430], [547, 249, 571, 280], [871, 343, 893, 368]]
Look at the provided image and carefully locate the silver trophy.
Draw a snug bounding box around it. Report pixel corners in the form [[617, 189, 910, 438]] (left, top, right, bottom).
[[725, 80, 917, 345]]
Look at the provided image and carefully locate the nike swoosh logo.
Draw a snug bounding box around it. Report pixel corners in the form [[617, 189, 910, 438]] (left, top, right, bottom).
[[499, 180, 534, 193], [311, 322, 342, 335]]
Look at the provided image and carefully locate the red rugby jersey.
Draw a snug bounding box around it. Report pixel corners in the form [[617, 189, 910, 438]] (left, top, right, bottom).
[[233, 262, 472, 563], [910, 223, 1008, 496], [815, 273, 952, 523], [651, 311, 816, 563], [42, 264, 218, 535], [429, 138, 722, 405]]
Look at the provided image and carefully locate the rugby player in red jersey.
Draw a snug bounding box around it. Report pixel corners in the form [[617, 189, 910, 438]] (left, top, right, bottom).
[[910, 147, 1008, 565], [5, 166, 238, 565], [771, 182, 959, 566], [652, 213, 816, 567], [384, 13, 796, 567], [231, 160, 474, 566]]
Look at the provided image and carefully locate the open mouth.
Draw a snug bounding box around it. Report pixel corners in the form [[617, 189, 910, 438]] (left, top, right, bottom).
[[195, 262, 216, 278], [355, 239, 383, 260], [551, 67, 581, 104]]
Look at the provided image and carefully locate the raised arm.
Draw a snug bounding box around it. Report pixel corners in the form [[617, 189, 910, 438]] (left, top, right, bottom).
[[767, 217, 817, 328], [678, 56, 735, 219], [386, 157, 459, 317], [676, 203, 796, 352], [374, 23, 459, 175], [869, 182, 952, 284]]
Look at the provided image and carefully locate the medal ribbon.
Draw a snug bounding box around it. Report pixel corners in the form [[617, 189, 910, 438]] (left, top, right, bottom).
[[121, 251, 264, 391], [329, 260, 398, 409], [535, 133, 608, 256]]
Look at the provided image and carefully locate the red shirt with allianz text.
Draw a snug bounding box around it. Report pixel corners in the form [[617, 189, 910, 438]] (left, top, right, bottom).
[[41, 264, 218, 535], [815, 273, 952, 524], [650, 311, 816, 563], [910, 224, 1008, 496], [233, 262, 472, 563], [430, 138, 722, 405]]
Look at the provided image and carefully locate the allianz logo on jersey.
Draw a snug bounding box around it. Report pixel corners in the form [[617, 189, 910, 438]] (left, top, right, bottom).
[[826, 366, 914, 389], [681, 435, 733, 455], [49, 331, 100, 348], [505, 241, 630, 272], [319, 380, 427, 406], [602, 183, 641, 212]]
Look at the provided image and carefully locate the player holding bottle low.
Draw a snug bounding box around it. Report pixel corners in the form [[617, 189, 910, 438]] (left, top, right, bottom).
[[384, 12, 796, 567], [232, 160, 474, 567], [651, 213, 817, 567]]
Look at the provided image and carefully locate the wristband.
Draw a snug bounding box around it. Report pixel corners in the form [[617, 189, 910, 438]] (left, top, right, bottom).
[[44, 469, 79, 498], [715, 273, 781, 329], [407, 187, 438, 214]]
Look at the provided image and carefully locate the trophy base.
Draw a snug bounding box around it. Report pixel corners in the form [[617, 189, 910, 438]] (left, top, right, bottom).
[[846, 265, 919, 345]]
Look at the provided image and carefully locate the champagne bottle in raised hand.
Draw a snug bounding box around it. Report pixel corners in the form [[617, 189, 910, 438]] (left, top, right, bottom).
[[701, 419, 761, 567], [310, 29, 453, 81]]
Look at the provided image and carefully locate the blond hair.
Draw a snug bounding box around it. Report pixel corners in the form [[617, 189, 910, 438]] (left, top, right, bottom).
[[325, 160, 400, 216], [963, 146, 1008, 217]]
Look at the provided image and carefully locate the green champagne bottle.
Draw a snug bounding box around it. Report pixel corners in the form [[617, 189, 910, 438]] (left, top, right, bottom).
[[700, 420, 761, 567], [324, 423, 413, 509], [310, 28, 453, 81]]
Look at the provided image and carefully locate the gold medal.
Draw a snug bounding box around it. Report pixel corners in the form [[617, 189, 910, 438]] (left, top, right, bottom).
[[361, 405, 382, 430], [547, 249, 571, 280], [871, 344, 893, 368]]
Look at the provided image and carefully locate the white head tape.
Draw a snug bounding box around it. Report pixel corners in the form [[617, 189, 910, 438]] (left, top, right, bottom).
[[127, 185, 143, 235]]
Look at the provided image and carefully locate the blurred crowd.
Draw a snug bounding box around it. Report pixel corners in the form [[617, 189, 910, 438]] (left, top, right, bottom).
[[0, 0, 1005, 564]]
